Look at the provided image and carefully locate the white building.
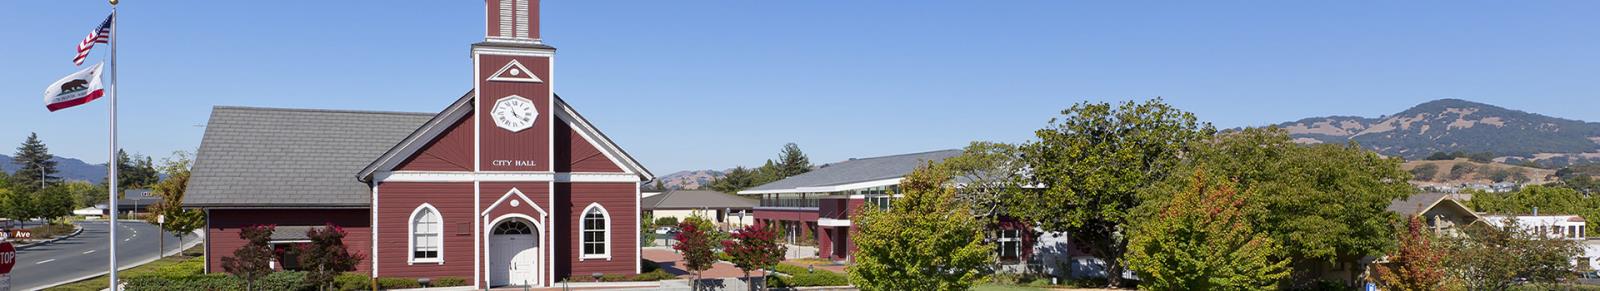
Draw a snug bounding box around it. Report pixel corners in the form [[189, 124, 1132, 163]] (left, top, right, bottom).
[[1481, 215, 1598, 271]]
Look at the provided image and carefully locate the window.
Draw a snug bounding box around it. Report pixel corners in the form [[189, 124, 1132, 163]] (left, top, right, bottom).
[[867, 195, 892, 210], [410, 204, 442, 263], [998, 229, 1022, 259], [581, 203, 610, 259]]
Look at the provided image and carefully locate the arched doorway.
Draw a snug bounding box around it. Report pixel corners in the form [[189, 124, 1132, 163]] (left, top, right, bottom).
[[489, 217, 540, 286]]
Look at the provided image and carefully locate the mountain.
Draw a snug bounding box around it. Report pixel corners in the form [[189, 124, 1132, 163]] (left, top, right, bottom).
[[650, 169, 725, 190], [0, 154, 108, 184], [1277, 99, 1600, 166]]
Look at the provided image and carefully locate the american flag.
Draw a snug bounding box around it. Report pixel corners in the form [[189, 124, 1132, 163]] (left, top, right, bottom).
[[73, 13, 113, 66]]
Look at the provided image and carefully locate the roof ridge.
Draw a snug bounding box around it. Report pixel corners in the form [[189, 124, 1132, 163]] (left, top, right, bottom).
[[830, 149, 962, 163], [214, 105, 434, 116]]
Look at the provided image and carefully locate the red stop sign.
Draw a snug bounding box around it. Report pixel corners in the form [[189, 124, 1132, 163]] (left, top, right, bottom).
[[0, 241, 15, 274]]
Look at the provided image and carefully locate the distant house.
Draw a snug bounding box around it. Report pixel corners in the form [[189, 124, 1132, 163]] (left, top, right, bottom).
[[738, 150, 1076, 276], [641, 190, 756, 229], [1385, 192, 1484, 236], [1481, 215, 1600, 271]]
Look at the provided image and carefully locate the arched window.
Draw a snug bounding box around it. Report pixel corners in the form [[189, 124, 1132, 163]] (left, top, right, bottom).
[[581, 203, 610, 259], [410, 204, 443, 263]]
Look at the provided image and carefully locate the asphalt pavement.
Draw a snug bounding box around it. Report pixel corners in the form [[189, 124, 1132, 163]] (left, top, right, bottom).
[[12, 221, 197, 291]]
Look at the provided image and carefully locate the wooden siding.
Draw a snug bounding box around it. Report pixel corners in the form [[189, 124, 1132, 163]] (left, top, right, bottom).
[[554, 182, 639, 279], [553, 119, 624, 173], [206, 209, 371, 273], [374, 182, 475, 278], [477, 54, 551, 172], [395, 116, 474, 171]]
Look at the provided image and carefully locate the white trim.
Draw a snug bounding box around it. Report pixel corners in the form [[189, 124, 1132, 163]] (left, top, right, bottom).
[[473, 48, 483, 288], [357, 91, 475, 180], [269, 240, 313, 244], [485, 188, 550, 218], [371, 183, 379, 277], [738, 178, 904, 195], [548, 53, 558, 286], [634, 183, 642, 274], [556, 109, 631, 175], [474, 47, 554, 58], [487, 59, 544, 83], [579, 202, 613, 261], [376, 171, 641, 183], [552, 98, 655, 179], [485, 213, 546, 287], [408, 203, 445, 265], [817, 218, 851, 227]]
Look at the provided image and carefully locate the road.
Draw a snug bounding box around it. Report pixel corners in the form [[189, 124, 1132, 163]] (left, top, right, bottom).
[[12, 221, 197, 291]]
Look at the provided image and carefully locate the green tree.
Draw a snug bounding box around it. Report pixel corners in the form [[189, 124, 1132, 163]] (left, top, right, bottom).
[[12, 133, 58, 192], [938, 141, 1024, 221], [722, 223, 786, 291], [33, 185, 75, 222], [299, 223, 364, 291], [1011, 99, 1212, 287], [708, 166, 759, 194], [1173, 127, 1413, 286], [673, 220, 718, 290], [774, 143, 812, 178], [0, 188, 34, 224], [1468, 185, 1600, 236], [1376, 217, 1446, 291], [848, 163, 993, 291], [1126, 170, 1289, 291], [147, 151, 206, 254], [222, 225, 276, 291], [62, 181, 105, 209], [1410, 163, 1440, 181], [1448, 162, 1477, 180], [115, 150, 160, 192]]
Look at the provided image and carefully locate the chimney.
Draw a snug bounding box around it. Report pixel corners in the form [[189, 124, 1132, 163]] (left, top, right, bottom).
[[486, 0, 541, 43]]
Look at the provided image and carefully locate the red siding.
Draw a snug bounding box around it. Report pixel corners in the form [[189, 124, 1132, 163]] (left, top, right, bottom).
[[484, 0, 541, 40], [554, 182, 638, 280], [396, 116, 474, 171], [374, 182, 475, 278], [478, 55, 551, 172], [553, 120, 624, 173], [206, 209, 371, 273]]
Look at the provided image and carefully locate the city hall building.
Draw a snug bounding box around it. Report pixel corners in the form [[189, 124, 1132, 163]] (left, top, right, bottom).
[[184, 0, 652, 288]]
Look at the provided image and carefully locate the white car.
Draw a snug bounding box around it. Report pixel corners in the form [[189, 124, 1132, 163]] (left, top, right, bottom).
[[654, 227, 677, 235]]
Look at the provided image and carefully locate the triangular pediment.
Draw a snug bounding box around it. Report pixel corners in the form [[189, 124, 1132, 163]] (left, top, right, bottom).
[[488, 59, 543, 83]]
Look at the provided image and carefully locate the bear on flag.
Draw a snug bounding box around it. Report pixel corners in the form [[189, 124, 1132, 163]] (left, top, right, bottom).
[[42, 63, 106, 112]]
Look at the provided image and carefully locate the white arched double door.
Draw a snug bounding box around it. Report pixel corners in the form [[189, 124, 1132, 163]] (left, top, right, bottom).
[[489, 218, 541, 286]]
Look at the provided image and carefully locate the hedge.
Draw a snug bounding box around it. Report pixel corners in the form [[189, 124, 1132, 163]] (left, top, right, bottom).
[[561, 270, 677, 282], [124, 272, 312, 291], [768, 263, 848, 288]]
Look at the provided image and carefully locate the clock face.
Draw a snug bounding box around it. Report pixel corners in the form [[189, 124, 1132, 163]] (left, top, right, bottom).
[[491, 95, 537, 132]]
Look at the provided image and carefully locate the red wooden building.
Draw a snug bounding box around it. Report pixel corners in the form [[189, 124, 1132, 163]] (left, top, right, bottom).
[[185, 0, 653, 288]]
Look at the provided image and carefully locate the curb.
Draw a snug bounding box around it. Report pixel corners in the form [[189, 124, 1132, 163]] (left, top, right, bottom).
[[17, 225, 85, 250], [35, 227, 204, 291]]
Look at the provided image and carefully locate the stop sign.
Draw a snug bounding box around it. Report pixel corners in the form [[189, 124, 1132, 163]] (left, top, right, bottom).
[[0, 241, 14, 274]]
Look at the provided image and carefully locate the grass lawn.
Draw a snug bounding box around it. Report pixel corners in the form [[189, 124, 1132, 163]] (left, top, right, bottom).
[[44, 245, 203, 291]]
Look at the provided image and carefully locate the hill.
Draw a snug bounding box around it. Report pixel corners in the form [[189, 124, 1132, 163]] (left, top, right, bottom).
[[0, 154, 108, 184], [1278, 99, 1600, 166], [650, 169, 725, 190], [1402, 158, 1556, 185]]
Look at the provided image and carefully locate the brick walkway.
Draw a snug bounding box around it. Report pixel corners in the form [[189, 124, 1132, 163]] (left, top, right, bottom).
[[643, 248, 769, 279]]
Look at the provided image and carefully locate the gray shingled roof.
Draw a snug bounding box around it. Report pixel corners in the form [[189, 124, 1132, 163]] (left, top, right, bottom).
[[740, 149, 961, 194], [185, 106, 433, 208], [1386, 192, 1452, 217], [643, 190, 757, 210]]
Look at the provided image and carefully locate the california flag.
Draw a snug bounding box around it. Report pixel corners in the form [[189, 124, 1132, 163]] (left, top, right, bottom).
[[43, 63, 105, 112]]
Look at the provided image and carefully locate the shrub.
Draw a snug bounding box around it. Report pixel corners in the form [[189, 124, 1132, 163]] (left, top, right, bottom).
[[375, 277, 422, 289], [433, 277, 468, 287], [124, 273, 239, 290], [334, 273, 369, 290], [149, 258, 205, 279], [768, 272, 849, 288], [633, 270, 677, 281], [563, 270, 677, 282], [655, 217, 679, 228], [256, 271, 314, 291]]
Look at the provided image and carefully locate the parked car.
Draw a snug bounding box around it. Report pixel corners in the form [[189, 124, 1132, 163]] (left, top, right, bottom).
[[654, 226, 678, 235]]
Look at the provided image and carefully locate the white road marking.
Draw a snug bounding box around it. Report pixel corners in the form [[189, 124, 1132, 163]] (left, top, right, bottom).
[[83, 250, 96, 254], [36, 259, 55, 264]]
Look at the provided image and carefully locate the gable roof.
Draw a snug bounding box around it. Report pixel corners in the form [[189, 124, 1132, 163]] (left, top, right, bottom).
[[186, 106, 433, 208], [739, 149, 962, 195], [1386, 192, 1484, 223], [642, 190, 756, 210], [357, 93, 653, 181]]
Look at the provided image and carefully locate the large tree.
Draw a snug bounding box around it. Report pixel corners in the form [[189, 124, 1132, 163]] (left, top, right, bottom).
[[1166, 127, 1414, 286], [1126, 170, 1290, 291], [114, 150, 160, 192], [938, 141, 1024, 221], [673, 220, 718, 290], [1012, 99, 1212, 287], [1468, 185, 1600, 236], [1446, 218, 1582, 291], [774, 142, 812, 178], [848, 163, 993, 291], [12, 133, 58, 192]]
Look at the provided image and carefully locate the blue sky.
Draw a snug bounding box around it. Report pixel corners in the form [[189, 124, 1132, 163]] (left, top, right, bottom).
[[2, 1, 1599, 174]]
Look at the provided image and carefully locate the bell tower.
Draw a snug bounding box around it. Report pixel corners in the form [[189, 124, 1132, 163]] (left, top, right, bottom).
[[474, 0, 554, 172]]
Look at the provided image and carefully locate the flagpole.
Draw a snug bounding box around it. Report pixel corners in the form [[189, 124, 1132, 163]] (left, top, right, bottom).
[[106, 3, 120, 290]]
